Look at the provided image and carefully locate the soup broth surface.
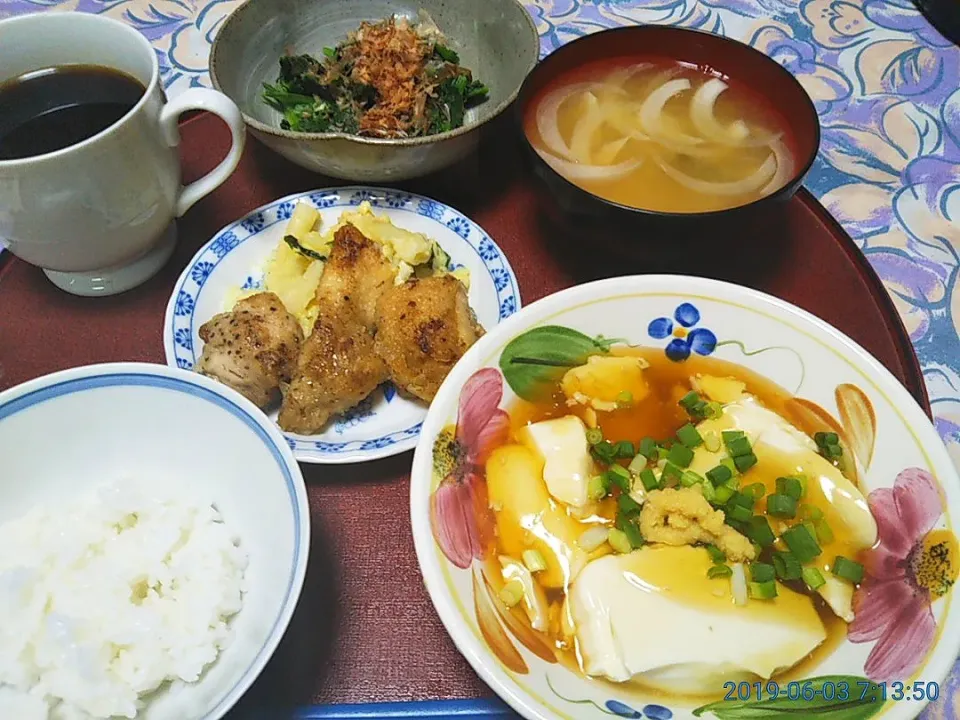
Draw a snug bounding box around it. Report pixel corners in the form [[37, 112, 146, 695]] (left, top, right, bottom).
[[525, 57, 796, 213]]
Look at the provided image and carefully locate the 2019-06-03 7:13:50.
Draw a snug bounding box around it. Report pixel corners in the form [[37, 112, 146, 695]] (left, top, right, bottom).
[[721, 679, 941, 703]]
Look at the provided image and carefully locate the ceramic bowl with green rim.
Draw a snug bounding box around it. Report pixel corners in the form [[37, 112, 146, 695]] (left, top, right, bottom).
[[409, 275, 960, 720]]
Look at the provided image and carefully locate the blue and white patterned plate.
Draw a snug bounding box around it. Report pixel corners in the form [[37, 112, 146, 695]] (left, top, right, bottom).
[[163, 186, 520, 464]]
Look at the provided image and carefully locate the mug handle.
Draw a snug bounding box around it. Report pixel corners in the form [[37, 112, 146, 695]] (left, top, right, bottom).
[[158, 88, 246, 217]]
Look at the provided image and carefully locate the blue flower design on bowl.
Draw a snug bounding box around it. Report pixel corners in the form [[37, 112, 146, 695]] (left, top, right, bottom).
[[240, 213, 265, 233], [309, 192, 338, 208], [385, 193, 412, 208], [417, 198, 444, 220], [605, 699, 641, 718], [276, 201, 295, 220], [446, 216, 471, 239], [478, 237, 499, 262], [210, 231, 240, 259], [648, 302, 717, 362], [190, 261, 215, 286], [174, 290, 195, 317]]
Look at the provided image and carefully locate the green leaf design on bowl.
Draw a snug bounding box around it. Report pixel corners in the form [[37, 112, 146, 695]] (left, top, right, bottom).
[[692, 676, 884, 719], [498, 326, 620, 401]]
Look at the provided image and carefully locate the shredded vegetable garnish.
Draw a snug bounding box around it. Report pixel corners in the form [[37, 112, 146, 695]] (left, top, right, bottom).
[[261, 15, 488, 137]]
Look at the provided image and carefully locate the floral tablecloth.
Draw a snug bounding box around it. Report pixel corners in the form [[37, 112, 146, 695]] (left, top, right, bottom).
[[1, 0, 959, 714]]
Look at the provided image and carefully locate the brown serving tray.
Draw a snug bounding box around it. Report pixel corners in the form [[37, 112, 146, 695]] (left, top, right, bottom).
[[0, 112, 930, 717]]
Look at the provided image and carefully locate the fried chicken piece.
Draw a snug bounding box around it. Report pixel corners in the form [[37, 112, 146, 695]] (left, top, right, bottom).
[[196, 292, 303, 408], [278, 310, 389, 433], [315, 223, 397, 330], [373, 275, 484, 402]]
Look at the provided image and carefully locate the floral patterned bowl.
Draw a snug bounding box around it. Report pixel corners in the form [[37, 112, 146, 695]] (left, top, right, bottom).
[[409, 275, 960, 720]]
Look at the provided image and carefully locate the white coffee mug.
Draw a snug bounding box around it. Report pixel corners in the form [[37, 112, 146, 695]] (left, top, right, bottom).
[[0, 12, 245, 296]]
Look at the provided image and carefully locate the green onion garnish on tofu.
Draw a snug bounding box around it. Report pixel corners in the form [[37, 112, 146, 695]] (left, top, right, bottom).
[[639, 468, 660, 492], [585, 427, 603, 446], [776, 476, 804, 500], [746, 516, 776, 547], [782, 523, 822, 563], [638, 437, 658, 459], [587, 475, 609, 501], [618, 493, 642, 517], [708, 564, 733, 579], [713, 485, 735, 505], [522, 549, 547, 573], [616, 390, 634, 408], [592, 440, 617, 464], [614, 440, 635, 459], [706, 464, 733, 486], [680, 470, 705, 487], [726, 504, 753, 524], [749, 562, 776, 583], [773, 551, 803, 581], [606, 465, 631, 493], [767, 493, 798, 518], [667, 442, 695, 468], [814, 431, 843, 460], [706, 544, 726, 563], [607, 528, 632, 554], [749, 580, 778, 600], [831, 555, 865, 584], [802, 566, 826, 590], [677, 423, 703, 448]]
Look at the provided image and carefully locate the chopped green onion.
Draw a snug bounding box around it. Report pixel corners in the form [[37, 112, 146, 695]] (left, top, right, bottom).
[[578, 526, 610, 552], [749, 580, 778, 600], [708, 564, 732, 579], [802, 566, 826, 590], [638, 437, 658, 460], [607, 528, 632, 554], [721, 457, 738, 478], [522, 549, 547, 573], [618, 494, 642, 517], [700, 480, 716, 502], [815, 519, 835, 544], [592, 440, 617, 464], [703, 431, 722, 453], [782, 524, 822, 563], [814, 431, 839, 446], [679, 391, 701, 410], [585, 427, 604, 446], [734, 452, 758, 472], [831, 555, 865, 584], [800, 504, 824, 521], [661, 461, 682, 486], [499, 580, 525, 607], [587, 475, 609, 501], [772, 551, 803, 581], [822, 443, 843, 459], [627, 453, 647, 475], [713, 485, 736, 505], [639, 468, 660, 492], [743, 482, 766, 499], [722, 429, 745, 441], [766, 493, 798, 518], [616, 390, 634, 408], [729, 491, 755, 510], [680, 470, 705, 487], [677, 423, 703, 449], [726, 504, 753, 523], [707, 464, 733, 486], [747, 516, 776, 547], [615, 514, 645, 549], [704, 401, 723, 419], [725, 435, 753, 458], [667, 443, 694, 468], [614, 440, 636, 459], [776, 476, 804, 501], [606, 465, 631, 493], [750, 562, 776, 583], [706, 544, 727, 563], [793, 474, 808, 495]]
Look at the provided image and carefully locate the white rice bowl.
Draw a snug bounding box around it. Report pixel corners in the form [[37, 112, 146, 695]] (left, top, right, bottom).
[[0, 363, 310, 720]]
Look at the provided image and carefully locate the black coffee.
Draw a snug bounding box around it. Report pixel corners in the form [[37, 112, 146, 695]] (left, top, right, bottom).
[[0, 64, 145, 161]]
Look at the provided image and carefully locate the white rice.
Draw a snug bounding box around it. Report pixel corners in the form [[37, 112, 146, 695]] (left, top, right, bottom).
[[0, 480, 248, 719]]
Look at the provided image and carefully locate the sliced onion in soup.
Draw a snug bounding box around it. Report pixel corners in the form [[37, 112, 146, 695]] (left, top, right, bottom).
[[536, 147, 642, 182], [594, 137, 629, 165], [760, 138, 795, 196], [569, 91, 606, 163], [656, 151, 777, 197], [535, 82, 598, 160], [639, 78, 703, 148], [690, 78, 750, 145]]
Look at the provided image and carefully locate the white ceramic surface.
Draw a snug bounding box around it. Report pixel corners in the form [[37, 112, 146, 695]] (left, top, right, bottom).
[[410, 275, 960, 720], [163, 186, 520, 464], [0, 13, 245, 297], [0, 362, 310, 719]]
